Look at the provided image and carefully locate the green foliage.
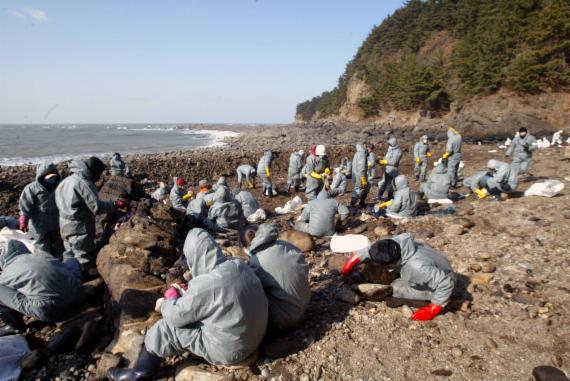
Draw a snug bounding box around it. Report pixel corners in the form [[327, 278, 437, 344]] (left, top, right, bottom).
[[296, 0, 570, 121]]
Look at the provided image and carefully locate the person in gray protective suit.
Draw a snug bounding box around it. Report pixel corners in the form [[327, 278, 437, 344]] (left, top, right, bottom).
[[377, 137, 403, 200], [234, 190, 260, 219], [236, 164, 257, 189], [463, 170, 491, 193], [107, 228, 268, 380], [376, 175, 416, 218], [295, 192, 349, 237], [240, 224, 310, 330], [169, 177, 188, 211], [419, 163, 451, 200], [55, 157, 124, 273], [19, 162, 63, 256], [413, 135, 431, 182], [442, 128, 462, 188], [340, 233, 454, 321], [506, 127, 538, 175], [481, 159, 519, 197], [305, 145, 330, 201], [366, 144, 377, 182], [208, 186, 244, 229], [328, 166, 348, 197], [109, 152, 130, 176], [287, 150, 304, 192], [351, 143, 370, 208], [257, 150, 275, 197], [0, 240, 83, 336]]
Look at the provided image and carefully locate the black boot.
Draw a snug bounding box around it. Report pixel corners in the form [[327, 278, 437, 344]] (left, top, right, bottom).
[[107, 347, 161, 381], [0, 311, 22, 337], [350, 197, 358, 207]]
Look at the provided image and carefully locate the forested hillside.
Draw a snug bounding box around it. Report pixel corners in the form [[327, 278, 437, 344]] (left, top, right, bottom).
[[296, 0, 570, 122]]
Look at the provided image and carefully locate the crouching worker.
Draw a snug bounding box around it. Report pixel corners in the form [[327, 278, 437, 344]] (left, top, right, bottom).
[[186, 198, 221, 232], [208, 186, 244, 230], [419, 163, 451, 200], [0, 240, 83, 336], [328, 166, 348, 197], [234, 190, 260, 220], [236, 164, 256, 189], [374, 175, 416, 218], [470, 160, 518, 199], [295, 191, 349, 237], [240, 224, 310, 330], [107, 228, 268, 380], [340, 233, 454, 321]]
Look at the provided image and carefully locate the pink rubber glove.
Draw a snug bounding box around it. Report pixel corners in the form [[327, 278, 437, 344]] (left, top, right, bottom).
[[19, 215, 29, 233], [114, 199, 127, 209], [164, 287, 180, 300]]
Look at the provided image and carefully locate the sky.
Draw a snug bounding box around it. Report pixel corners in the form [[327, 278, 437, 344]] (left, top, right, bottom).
[[0, 1, 405, 124]]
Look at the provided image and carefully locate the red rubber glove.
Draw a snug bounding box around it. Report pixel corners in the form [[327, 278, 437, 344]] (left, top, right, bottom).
[[411, 303, 443, 321], [340, 253, 361, 277], [114, 199, 127, 209], [177, 178, 185, 187], [19, 215, 29, 232], [164, 287, 180, 300]]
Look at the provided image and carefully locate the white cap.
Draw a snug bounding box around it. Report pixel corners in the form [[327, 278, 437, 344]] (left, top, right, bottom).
[[316, 145, 326, 156], [298, 150, 304, 156]]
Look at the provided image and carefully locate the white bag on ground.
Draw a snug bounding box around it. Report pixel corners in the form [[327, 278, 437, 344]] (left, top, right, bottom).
[[0, 335, 30, 381], [428, 198, 453, 204], [246, 208, 266, 223], [330, 234, 370, 253], [274, 196, 303, 214], [0, 228, 36, 254], [524, 180, 564, 198]]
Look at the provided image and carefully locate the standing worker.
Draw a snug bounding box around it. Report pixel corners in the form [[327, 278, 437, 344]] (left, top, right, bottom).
[[413, 135, 431, 182], [350, 144, 369, 208], [18, 162, 63, 256], [377, 137, 402, 201], [366, 144, 377, 184], [506, 127, 538, 175], [257, 150, 275, 197], [442, 127, 462, 188], [287, 150, 304, 192], [305, 145, 330, 201]]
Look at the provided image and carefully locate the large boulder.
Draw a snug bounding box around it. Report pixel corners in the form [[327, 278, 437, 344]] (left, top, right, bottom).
[[279, 230, 315, 252], [99, 175, 145, 202]]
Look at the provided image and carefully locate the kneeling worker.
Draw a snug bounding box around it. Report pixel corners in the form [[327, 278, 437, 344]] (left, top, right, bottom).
[[240, 224, 310, 330], [340, 233, 454, 321], [107, 228, 268, 380], [295, 192, 349, 237], [375, 175, 416, 218]]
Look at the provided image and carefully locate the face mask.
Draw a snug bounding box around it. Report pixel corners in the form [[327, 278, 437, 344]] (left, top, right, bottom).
[[44, 177, 59, 186], [520, 133, 527, 138]]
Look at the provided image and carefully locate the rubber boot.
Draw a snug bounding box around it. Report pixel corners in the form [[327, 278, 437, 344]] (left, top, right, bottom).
[[107, 347, 161, 381], [350, 197, 358, 207], [0, 311, 22, 337]]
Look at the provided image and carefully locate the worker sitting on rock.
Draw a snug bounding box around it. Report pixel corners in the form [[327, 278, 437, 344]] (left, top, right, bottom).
[[419, 162, 451, 200], [170, 177, 192, 211], [328, 166, 348, 197], [195, 179, 215, 205], [240, 224, 310, 330], [107, 228, 268, 380], [236, 164, 257, 189], [151, 182, 170, 203], [295, 191, 349, 237], [374, 175, 416, 218], [0, 240, 84, 336], [208, 185, 244, 230], [109, 152, 131, 177], [287, 150, 304, 192], [19, 162, 63, 257], [472, 160, 519, 200], [234, 190, 260, 220], [340, 233, 454, 321]]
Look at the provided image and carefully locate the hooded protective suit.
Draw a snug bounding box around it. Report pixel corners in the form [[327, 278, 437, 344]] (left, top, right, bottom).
[[248, 224, 310, 330], [351, 144, 369, 205], [212, 177, 230, 192], [486, 160, 518, 194], [0, 240, 83, 321], [445, 129, 462, 187], [386, 175, 416, 218], [236, 165, 256, 189], [295, 193, 349, 237], [257, 151, 274, 195], [55, 160, 115, 267], [367, 151, 377, 181], [151, 183, 169, 202], [234, 190, 259, 219], [413, 136, 430, 182], [169, 177, 187, 211], [378, 137, 402, 200], [420, 165, 451, 199], [329, 169, 347, 197], [506, 133, 538, 174], [287, 151, 304, 191], [145, 229, 268, 364], [356, 233, 454, 306], [305, 154, 330, 201], [463, 171, 491, 192], [109, 153, 128, 176], [208, 187, 244, 229], [19, 162, 62, 256], [186, 198, 220, 232], [340, 157, 352, 177]]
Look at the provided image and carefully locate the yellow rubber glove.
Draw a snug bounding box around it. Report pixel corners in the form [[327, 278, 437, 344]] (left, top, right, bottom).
[[182, 191, 194, 201], [415, 157, 421, 164], [310, 171, 323, 180], [379, 159, 388, 165], [474, 188, 489, 199], [324, 168, 331, 176], [378, 200, 393, 209], [442, 152, 450, 160], [427, 152, 432, 158], [265, 166, 271, 177], [360, 176, 368, 187], [248, 180, 254, 189]]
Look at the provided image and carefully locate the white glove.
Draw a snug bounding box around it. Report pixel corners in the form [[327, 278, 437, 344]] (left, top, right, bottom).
[[154, 297, 165, 312]]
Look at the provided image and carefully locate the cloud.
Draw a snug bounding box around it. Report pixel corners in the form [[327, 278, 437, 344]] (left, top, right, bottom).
[[7, 7, 48, 23]]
